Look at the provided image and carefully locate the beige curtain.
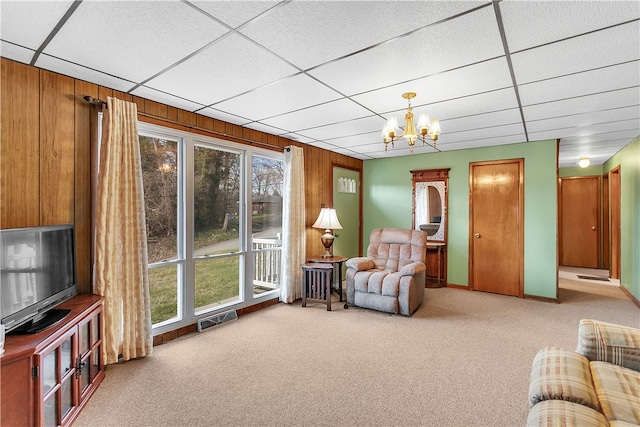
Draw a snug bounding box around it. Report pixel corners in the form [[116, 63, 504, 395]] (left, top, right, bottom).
[[280, 146, 306, 303], [94, 97, 152, 364]]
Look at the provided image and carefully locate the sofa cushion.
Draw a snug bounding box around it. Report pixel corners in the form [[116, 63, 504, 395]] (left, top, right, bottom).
[[529, 347, 600, 411], [590, 361, 640, 425], [577, 319, 640, 371], [527, 400, 609, 427], [353, 292, 398, 314]]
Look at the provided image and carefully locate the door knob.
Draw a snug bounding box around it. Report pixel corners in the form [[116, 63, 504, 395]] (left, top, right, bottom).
[[591, 226, 596, 231], [474, 233, 480, 238]]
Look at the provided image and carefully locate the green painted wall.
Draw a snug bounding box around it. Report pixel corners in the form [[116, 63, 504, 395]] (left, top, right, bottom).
[[363, 139, 558, 298], [603, 137, 640, 300], [558, 164, 604, 178]]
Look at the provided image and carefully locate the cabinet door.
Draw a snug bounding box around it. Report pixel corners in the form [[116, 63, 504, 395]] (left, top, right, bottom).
[[36, 327, 77, 427], [77, 308, 103, 403]]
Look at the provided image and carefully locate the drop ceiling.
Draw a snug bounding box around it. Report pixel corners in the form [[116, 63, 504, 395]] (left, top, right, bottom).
[[1, 0, 638, 167]]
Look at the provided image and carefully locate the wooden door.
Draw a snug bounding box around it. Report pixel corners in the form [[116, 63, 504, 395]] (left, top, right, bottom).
[[559, 176, 599, 268], [610, 167, 621, 279], [469, 159, 524, 297]]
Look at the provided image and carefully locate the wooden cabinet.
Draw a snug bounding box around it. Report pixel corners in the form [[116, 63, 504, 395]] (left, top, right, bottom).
[[411, 169, 449, 287], [1, 295, 104, 427]]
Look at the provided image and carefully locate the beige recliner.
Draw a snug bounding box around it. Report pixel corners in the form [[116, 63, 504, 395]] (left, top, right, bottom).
[[346, 228, 427, 316]]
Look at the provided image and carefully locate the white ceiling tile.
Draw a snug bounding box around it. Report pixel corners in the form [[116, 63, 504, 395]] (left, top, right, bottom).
[[441, 109, 522, 133], [308, 5, 505, 95], [352, 57, 514, 113], [427, 88, 520, 122], [0, 1, 74, 50], [523, 87, 640, 121], [0, 41, 35, 64], [239, 1, 483, 70], [511, 21, 640, 84], [308, 140, 343, 152], [212, 74, 340, 121], [440, 134, 527, 151], [198, 107, 251, 127], [260, 99, 373, 133], [243, 122, 289, 136], [519, 62, 640, 106], [281, 133, 317, 144], [500, 1, 640, 52], [325, 133, 381, 149], [190, 1, 281, 29], [560, 131, 640, 146], [528, 117, 640, 141], [146, 33, 298, 106], [44, 0, 229, 83], [130, 86, 206, 112], [527, 105, 640, 134], [299, 116, 385, 141], [35, 54, 136, 93], [332, 148, 372, 161], [442, 123, 525, 145]]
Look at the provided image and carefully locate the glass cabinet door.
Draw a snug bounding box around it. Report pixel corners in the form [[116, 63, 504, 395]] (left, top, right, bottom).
[[78, 310, 103, 401], [38, 329, 76, 427]]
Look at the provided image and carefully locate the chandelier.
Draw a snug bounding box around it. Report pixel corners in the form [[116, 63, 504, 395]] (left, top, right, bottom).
[[381, 92, 441, 153]]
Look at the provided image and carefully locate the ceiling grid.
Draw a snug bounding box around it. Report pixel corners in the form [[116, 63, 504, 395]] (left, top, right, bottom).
[[0, 0, 637, 166]]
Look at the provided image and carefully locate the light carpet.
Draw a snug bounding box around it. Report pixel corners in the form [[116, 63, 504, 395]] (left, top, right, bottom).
[[75, 279, 639, 427]]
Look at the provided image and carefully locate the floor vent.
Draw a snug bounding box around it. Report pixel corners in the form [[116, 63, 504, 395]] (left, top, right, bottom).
[[197, 310, 238, 332]]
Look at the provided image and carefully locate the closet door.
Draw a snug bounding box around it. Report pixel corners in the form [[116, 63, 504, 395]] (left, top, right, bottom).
[[559, 176, 599, 268], [469, 159, 524, 297]]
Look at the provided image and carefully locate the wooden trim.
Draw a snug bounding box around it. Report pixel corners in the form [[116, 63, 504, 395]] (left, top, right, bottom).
[[619, 285, 640, 309], [524, 294, 559, 304], [445, 283, 469, 290], [609, 166, 621, 279], [331, 163, 364, 256], [555, 139, 560, 299], [152, 298, 280, 346]]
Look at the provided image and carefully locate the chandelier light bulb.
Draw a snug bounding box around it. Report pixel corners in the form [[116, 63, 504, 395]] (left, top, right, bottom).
[[382, 92, 441, 153]]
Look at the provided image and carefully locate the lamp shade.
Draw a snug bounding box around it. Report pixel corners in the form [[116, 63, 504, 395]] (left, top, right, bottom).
[[312, 208, 343, 230]]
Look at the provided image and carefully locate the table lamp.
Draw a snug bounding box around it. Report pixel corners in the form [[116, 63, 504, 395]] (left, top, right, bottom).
[[312, 208, 343, 257]]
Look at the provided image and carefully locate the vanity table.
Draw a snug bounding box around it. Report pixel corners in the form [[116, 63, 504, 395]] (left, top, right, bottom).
[[411, 168, 449, 288]]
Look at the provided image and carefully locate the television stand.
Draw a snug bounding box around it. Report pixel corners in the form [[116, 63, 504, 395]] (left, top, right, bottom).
[[9, 308, 72, 334], [1, 295, 104, 427]]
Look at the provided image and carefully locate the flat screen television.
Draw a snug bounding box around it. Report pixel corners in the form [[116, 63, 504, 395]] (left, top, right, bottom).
[[0, 224, 77, 334]]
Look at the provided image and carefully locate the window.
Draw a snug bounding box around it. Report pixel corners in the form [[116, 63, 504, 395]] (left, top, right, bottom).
[[138, 123, 283, 333]]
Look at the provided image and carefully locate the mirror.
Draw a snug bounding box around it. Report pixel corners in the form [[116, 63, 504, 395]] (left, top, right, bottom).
[[411, 168, 449, 243], [415, 182, 445, 240]]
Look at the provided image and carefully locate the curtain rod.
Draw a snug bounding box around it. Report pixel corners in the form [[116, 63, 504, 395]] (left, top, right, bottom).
[[82, 95, 292, 151]]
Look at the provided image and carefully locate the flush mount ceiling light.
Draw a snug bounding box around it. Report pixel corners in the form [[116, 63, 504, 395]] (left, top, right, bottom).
[[578, 157, 591, 168], [381, 92, 441, 154]]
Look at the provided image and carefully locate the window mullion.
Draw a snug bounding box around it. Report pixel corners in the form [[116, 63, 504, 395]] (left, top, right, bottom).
[[183, 135, 195, 326]]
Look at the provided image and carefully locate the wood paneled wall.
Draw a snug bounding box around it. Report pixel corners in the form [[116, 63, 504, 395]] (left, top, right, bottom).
[[0, 58, 363, 294]]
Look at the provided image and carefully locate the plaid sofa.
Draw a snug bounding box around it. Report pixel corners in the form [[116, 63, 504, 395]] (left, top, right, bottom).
[[527, 319, 640, 426]]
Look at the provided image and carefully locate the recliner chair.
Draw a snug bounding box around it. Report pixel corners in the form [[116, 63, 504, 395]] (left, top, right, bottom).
[[346, 228, 427, 316]]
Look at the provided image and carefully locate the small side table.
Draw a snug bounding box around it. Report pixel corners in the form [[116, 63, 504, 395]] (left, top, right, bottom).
[[301, 263, 334, 311], [306, 255, 348, 303]]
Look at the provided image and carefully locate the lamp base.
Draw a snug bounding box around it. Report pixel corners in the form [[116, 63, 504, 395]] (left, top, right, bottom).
[[320, 230, 334, 257]]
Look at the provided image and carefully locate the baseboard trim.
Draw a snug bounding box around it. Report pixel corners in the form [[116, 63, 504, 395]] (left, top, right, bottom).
[[524, 294, 559, 304], [153, 297, 280, 346], [619, 285, 640, 309], [445, 283, 469, 290]]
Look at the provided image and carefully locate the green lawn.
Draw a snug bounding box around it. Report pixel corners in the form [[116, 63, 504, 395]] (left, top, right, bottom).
[[148, 217, 280, 325]]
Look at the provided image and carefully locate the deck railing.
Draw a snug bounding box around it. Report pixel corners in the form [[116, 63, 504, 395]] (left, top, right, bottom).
[[252, 236, 281, 291]]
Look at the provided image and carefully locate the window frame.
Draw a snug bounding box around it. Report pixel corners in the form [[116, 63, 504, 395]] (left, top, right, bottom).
[[137, 122, 283, 335]]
